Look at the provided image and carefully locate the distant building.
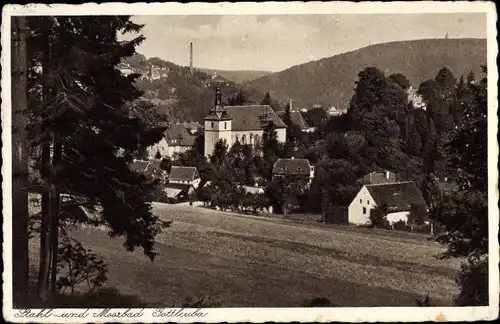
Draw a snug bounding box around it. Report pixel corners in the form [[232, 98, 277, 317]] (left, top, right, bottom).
[[272, 158, 315, 184], [168, 166, 201, 188], [348, 181, 427, 226], [148, 123, 199, 159], [148, 65, 170, 80], [241, 185, 265, 195], [164, 166, 201, 201], [204, 87, 287, 157], [406, 86, 426, 110], [117, 63, 135, 77], [357, 170, 397, 185], [326, 106, 347, 116], [128, 160, 166, 179], [276, 110, 315, 133]]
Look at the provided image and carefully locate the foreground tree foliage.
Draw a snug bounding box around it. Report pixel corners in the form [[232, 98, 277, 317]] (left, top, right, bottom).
[[433, 66, 488, 306], [22, 16, 169, 302]]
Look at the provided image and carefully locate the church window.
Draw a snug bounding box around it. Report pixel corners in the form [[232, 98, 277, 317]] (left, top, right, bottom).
[[254, 134, 260, 147], [224, 122, 227, 130], [241, 135, 246, 145], [250, 133, 254, 145]]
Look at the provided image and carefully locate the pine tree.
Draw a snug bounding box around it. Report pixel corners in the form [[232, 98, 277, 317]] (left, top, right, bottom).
[[11, 16, 30, 307], [26, 16, 168, 299], [261, 92, 271, 105]]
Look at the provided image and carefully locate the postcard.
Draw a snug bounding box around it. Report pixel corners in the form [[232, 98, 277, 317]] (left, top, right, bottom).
[[2, 1, 498, 322]]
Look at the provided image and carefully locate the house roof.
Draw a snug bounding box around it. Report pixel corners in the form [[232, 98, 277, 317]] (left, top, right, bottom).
[[276, 110, 311, 130], [365, 181, 427, 212], [168, 166, 198, 182], [224, 105, 287, 131], [129, 160, 151, 173], [357, 171, 396, 185], [129, 160, 164, 176], [183, 122, 204, 135], [241, 186, 264, 195], [165, 124, 196, 147], [272, 158, 312, 176]]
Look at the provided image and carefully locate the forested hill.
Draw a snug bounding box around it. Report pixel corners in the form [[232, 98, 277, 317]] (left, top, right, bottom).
[[121, 54, 267, 123], [246, 38, 487, 110]]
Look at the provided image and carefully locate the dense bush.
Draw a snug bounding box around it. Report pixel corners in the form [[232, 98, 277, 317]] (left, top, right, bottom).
[[454, 258, 489, 306]]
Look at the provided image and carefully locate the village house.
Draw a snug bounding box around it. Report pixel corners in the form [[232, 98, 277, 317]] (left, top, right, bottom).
[[276, 110, 315, 133], [148, 123, 198, 159], [204, 87, 287, 157], [357, 170, 397, 185], [164, 166, 201, 201], [406, 86, 426, 110], [348, 181, 427, 226], [326, 106, 348, 116], [117, 63, 135, 77], [128, 159, 166, 180], [276, 100, 315, 133], [272, 158, 315, 184]]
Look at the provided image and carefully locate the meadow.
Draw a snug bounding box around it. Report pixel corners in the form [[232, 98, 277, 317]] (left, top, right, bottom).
[[28, 203, 462, 307]]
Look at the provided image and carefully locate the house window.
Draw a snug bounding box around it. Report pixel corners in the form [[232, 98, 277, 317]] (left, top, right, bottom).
[[363, 207, 367, 214], [211, 122, 214, 128], [360, 199, 362, 204], [367, 200, 369, 205]]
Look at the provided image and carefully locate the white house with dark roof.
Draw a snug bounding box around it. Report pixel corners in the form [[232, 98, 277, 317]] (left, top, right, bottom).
[[168, 166, 201, 188], [164, 166, 201, 200], [348, 181, 427, 226], [272, 158, 315, 184], [204, 87, 287, 157], [148, 123, 198, 159]]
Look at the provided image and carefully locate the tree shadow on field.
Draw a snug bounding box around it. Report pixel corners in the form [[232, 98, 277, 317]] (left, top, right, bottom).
[[303, 297, 340, 307], [23, 286, 147, 308]]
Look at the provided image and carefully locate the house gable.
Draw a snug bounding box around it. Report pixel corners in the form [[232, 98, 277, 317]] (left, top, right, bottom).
[[348, 185, 378, 225]]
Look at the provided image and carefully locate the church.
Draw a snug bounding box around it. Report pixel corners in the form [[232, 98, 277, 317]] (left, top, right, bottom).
[[204, 87, 287, 157]]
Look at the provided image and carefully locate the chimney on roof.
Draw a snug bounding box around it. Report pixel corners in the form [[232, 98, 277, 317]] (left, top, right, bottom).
[[289, 98, 293, 111]]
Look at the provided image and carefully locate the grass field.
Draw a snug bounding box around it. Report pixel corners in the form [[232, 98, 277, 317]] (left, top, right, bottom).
[[28, 203, 462, 307]]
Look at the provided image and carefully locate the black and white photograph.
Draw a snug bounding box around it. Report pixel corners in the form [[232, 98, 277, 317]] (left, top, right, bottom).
[[2, 2, 498, 322]]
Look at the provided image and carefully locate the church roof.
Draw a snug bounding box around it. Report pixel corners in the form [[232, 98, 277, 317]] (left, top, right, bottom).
[[225, 105, 286, 131]]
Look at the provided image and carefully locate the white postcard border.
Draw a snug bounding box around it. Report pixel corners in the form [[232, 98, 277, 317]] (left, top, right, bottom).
[[2, 2, 499, 323]]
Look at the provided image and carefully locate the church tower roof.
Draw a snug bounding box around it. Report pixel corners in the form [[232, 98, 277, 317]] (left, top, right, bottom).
[[205, 86, 232, 121]]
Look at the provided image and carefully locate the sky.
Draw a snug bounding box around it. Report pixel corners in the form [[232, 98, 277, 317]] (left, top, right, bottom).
[[121, 13, 487, 72]]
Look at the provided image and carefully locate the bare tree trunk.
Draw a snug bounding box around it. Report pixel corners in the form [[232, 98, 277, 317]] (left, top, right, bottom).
[[49, 138, 62, 292], [11, 16, 30, 308], [37, 20, 54, 301], [37, 142, 52, 301]]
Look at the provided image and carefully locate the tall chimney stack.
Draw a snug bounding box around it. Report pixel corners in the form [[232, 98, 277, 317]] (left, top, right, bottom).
[[189, 42, 193, 75]]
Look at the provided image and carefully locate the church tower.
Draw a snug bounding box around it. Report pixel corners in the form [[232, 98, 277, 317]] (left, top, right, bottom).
[[204, 86, 232, 157]]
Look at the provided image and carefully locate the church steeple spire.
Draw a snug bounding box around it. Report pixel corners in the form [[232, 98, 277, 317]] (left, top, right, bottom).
[[205, 85, 231, 121]]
